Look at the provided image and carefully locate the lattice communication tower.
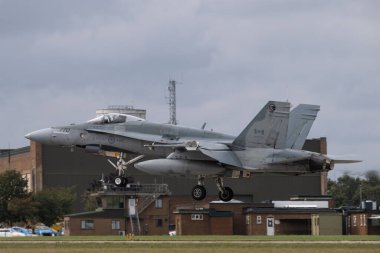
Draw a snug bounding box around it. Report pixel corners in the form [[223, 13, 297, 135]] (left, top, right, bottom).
[[168, 80, 177, 125]]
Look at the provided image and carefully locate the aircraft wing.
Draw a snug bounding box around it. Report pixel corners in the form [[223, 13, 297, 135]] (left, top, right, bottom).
[[198, 148, 243, 168], [87, 127, 243, 168], [145, 139, 243, 168], [198, 141, 243, 168]]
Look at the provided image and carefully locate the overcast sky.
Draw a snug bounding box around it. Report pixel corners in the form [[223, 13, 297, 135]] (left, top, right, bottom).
[[1, 0, 379, 178]]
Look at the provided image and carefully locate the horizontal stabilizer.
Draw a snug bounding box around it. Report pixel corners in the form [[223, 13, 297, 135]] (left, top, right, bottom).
[[332, 160, 362, 164]]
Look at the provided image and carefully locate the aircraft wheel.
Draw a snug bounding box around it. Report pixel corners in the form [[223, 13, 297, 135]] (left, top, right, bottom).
[[114, 176, 127, 187], [192, 185, 207, 201], [218, 187, 233, 202]]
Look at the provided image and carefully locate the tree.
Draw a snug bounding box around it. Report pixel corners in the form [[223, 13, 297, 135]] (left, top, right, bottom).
[[0, 170, 29, 225], [7, 197, 39, 224], [361, 170, 380, 204], [83, 179, 102, 212], [33, 187, 76, 226], [328, 173, 362, 207], [328, 171, 380, 208]]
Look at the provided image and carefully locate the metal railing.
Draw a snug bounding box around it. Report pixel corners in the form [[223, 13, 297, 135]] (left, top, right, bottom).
[[98, 183, 170, 195]]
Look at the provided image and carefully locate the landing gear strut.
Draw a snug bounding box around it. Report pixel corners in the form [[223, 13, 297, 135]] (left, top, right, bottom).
[[191, 176, 207, 201], [191, 176, 234, 202], [108, 153, 144, 187], [216, 177, 233, 202]]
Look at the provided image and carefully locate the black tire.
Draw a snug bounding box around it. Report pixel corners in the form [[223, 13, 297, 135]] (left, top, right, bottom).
[[218, 186, 234, 202], [114, 176, 127, 187], [191, 185, 207, 201]]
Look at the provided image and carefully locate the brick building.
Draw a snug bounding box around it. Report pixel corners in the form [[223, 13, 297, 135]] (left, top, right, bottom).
[[64, 209, 128, 236], [0, 142, 43, 192], [346, 210, 380, 235], [209, 201, 273, 235], [244, 207, 342, 236], [174, 209, 233, 235]]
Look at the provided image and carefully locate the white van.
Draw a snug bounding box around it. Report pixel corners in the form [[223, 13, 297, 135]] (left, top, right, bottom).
[[0, 228, 26, 237]]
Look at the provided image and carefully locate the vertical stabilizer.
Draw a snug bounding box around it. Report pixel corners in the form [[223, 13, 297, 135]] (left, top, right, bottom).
[[287, 104, 320, 150], [232, 101, 290, 149]]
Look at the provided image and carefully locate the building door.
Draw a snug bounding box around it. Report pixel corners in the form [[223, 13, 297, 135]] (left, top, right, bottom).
[[267, 217, 275, 236], [311, 214, 320, 236]]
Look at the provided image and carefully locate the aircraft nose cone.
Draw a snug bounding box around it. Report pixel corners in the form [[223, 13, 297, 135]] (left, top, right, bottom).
[[25, 128, 53, 144]]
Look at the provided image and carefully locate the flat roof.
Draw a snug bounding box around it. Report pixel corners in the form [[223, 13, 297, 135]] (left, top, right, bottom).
[[174, 209, 233, 217], [0, 146, 30, 158], [65, 209, 127, 218], [243, 207, 339, 214]]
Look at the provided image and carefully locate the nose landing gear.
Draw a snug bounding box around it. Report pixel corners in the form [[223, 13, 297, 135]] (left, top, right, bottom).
[[108, 153, 144, 187]]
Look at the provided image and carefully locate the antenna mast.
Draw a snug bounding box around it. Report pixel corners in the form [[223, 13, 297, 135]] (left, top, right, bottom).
[[168, 80, 177, 125]]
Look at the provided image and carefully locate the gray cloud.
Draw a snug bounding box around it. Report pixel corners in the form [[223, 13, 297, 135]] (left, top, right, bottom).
[[0, 0, 379, 177]]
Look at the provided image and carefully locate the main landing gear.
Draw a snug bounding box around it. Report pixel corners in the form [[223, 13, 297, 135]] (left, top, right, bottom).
[[191, 176, 207, 201], [108, 153, 144, 187], [191, 176, 234, 202]]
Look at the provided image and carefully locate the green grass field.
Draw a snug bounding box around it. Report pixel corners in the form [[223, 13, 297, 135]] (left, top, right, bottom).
[[1, 235, 380, 241], [0, 236, 379, 253], [0, 242, 379, 253]]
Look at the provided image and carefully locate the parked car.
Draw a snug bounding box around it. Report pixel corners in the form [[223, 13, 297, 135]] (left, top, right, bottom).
[[34, 226, 58, 236], [12, 227, 35, 236], [168, 224, 176, 236], [0, 228, 26, 237]]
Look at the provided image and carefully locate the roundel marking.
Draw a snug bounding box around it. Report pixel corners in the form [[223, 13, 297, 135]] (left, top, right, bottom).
[[268, 104, 276, 112]]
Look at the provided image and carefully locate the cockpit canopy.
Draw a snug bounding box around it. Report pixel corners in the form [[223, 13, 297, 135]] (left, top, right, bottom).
[[87, 113, 144, 124]]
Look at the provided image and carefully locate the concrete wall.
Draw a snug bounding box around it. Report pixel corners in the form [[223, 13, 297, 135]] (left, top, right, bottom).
[[319, 213, 342, 235]]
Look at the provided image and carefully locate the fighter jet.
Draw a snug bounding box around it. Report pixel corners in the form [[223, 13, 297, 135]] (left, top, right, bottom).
[[25, 101, 360, 202]]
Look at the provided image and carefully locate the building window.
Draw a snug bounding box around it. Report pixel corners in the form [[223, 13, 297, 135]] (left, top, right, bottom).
[[96, 197, 102, 208], [112, 220, 120, 230], [256, 215, 262, 224], [64, 220, 70, 230], [360, 215, 363, 226], [353, 216, 357, 227], [245, 215, 250, 225], [81, 220, 94, 230], [155, 219, 163, 227], [155, 199, 163, 208], [191, 214, 203, 220], [23, 173, 33, 192], [106, 196, 124, 209], [364, 215, 367, 226]]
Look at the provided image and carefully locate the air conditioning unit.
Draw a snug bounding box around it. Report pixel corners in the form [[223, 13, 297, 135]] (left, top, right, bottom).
[[118, 231, 125, 236]]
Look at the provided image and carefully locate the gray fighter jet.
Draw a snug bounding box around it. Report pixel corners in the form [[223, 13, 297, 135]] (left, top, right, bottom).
[[25, 101, 360, 201]]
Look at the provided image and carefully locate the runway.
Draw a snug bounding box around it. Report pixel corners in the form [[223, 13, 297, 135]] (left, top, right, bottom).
[[1, 240, 380, 244]]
